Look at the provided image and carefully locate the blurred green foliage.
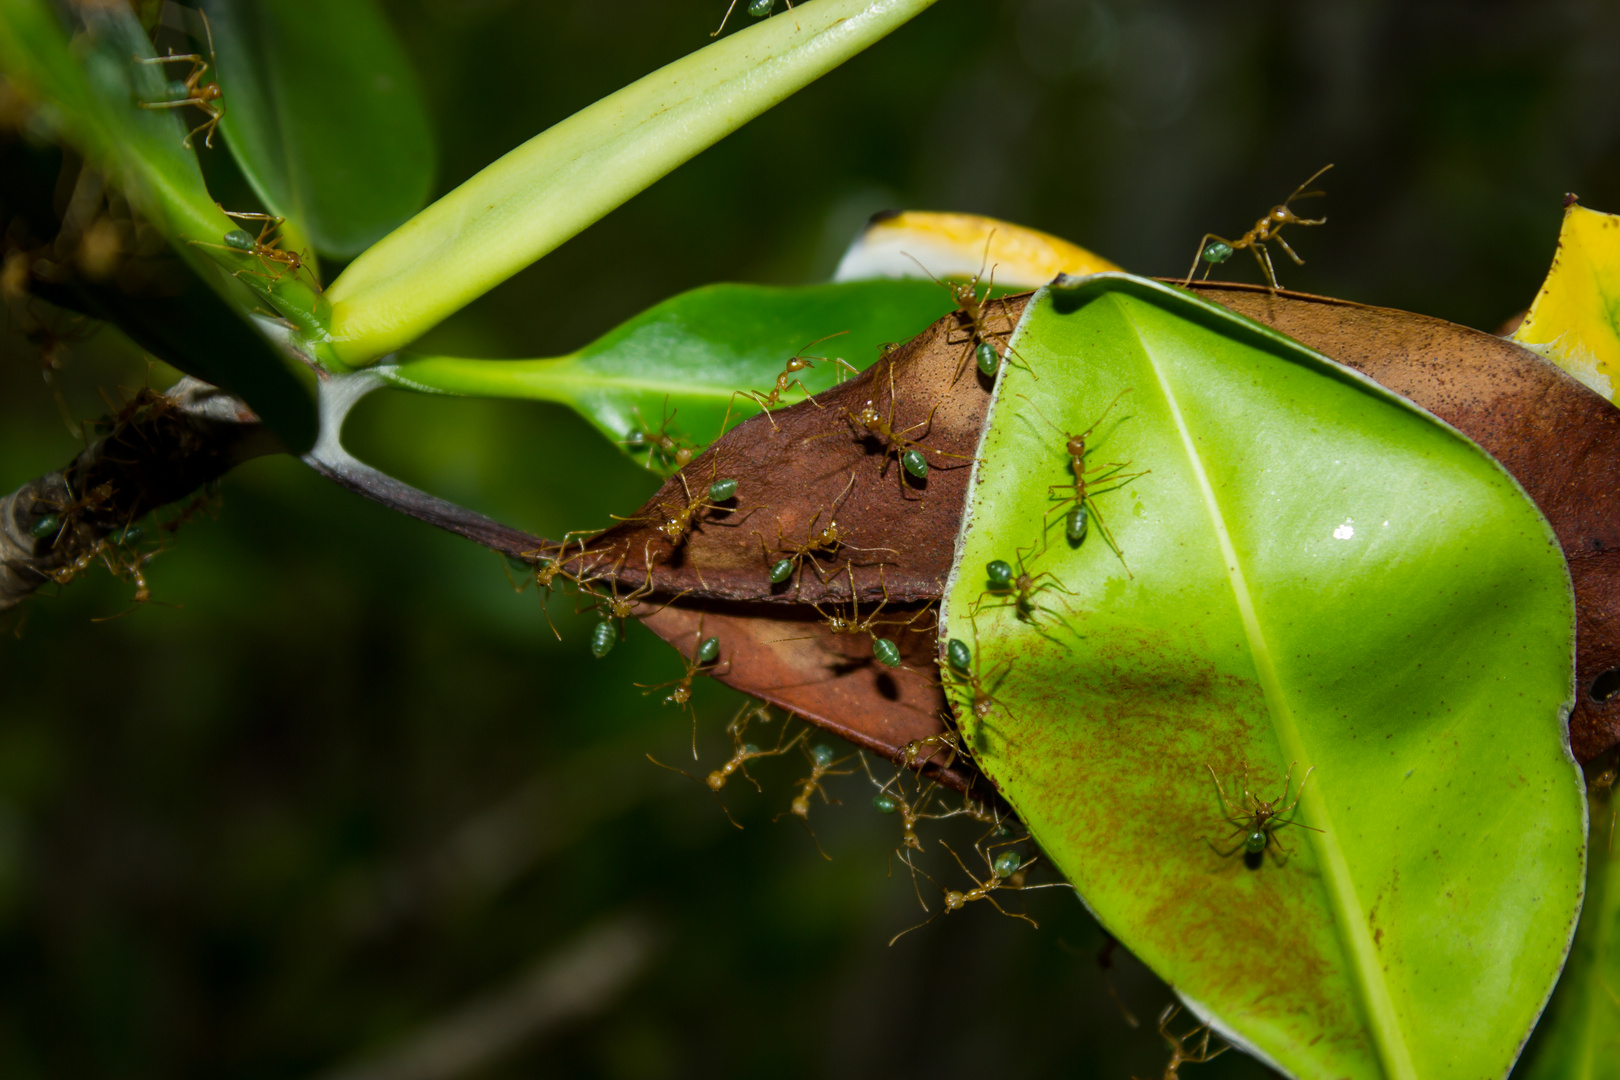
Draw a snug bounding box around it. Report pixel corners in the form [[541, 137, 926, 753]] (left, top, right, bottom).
[[5, 0, 1619, 1076]]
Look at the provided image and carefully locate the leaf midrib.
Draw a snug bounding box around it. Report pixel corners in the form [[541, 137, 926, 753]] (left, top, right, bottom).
[[1127, 302, 1418, 1080]]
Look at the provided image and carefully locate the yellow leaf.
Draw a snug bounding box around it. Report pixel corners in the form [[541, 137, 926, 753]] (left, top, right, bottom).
[[832, 210, 1119, 287], [1512, 199, 1620, 401]]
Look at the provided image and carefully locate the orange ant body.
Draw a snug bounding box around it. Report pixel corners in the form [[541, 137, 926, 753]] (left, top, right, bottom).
[[649, 701, 802, 827], [649, 468, 740, 549], [756, 473, 893, 593], [723, 333, 857, 432], [894, 725, 962, 773], [843, 361, 975, 494], [1184, 164, 1332, 292], [889, 834, 1070, 945], [635, 619, 729, 756], [775, 741, 856, 859], [1022, 390, 1148, 575], [136, 15, 224, 149], [942, 623, 1014, 724], [971, 541, 1075, 626], [1206, 761, 1321, 864], [908, 235, 1027, 384], [578, 541, 689, 641], [622, 398, 696, 474], [191, 210, 322, 306], [1134, 1005, 1228, 1080], [771, 567, 933, 670]]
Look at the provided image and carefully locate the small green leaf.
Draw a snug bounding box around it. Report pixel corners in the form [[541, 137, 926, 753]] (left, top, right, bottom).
[[1518, 778, 1619, 1080], [325, 0, 943, 365], [376, 280, 956, 473], [204, 0, 435, 258], [943, 274, 1582, 1080]]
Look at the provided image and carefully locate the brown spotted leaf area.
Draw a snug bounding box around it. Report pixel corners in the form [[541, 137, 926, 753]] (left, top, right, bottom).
[[581, 287, 1617, 771]]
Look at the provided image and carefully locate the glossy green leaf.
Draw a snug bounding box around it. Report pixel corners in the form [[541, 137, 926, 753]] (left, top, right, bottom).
[[204, 0, 435, 258], [0, 0, 318, 448], [941, 274, 1582, 1080], [376, 280, 958, 473], [1518, 778, 1617, 1080], [324, 0, 942, 365]]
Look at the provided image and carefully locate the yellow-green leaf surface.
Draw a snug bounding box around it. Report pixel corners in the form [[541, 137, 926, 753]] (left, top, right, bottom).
[[942, 274, 1583, 1080], [1512, 200, 1620, 401], [832, 209, 1120, 286], [323, 0, 940, 365], [1518, 775, 1618, 1080]]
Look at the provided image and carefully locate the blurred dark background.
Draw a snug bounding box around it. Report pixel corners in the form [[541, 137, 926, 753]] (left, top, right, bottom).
[[3, 0, 1618, 1076]]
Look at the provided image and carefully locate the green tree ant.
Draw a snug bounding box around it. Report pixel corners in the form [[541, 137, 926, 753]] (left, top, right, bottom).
[[1134, 1005, 1228, 1080], [888, 833, 1070, 945], [1205, 761, 1321, 866], [577, 540, 691, 643], [649, 700, 803, 828], [907, 233, 1029, 384], [1184, 164, 1333, 292], [893, 721, 963, 773], [630, 459, 744, 550], [621, 397, 696, 474], [712, 0, 793, 36], [770, 566, 935, 671], [841, 359, 977, 495], [135, 13, 224, 149], [189, 209, 322, 305], [1020, 390, 1149, 575], [941, 619, 1014, 723], [635, 618, 729, 757], [774, 741, 856, 859], [500, 538, 588, 641], [754, 473, 894, 594], [721, 332, 858, 433], [970, 540, 1076, 626]]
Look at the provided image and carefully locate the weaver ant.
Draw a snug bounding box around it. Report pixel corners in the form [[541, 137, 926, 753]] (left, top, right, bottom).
[[712, 0, 793, 36], [635, 618, 729, 757], [970, 540, 1075, 626], [622, 397, 696, 474], [577, 540, 690, 642], [893, 721, 963, 773], [29, 478, 115, 549], [908, 233, 1028, 384], [1206, 761, 1321, 866], [136, 13, 223, 149], [722, 332, 857, 432], [649, 700, 802, 828], [1134, 1005, 1228, 1080], [775, 741, 856, 859], [942, 620, 1014, 723], [501, 538, 590, 641], [190, 210, 322, 304], [842, 360, 976, 495], [771, 567, 934, 670], [889, 833, 1070, 945], [1022, 390, 1148, 575], [755, 473, 893, 594], [1184, 164, 1332, 292], [618, 455, 743, 552]]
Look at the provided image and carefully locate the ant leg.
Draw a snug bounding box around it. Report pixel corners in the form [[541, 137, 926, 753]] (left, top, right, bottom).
[[1273, 232, 1305, 266], [1253, 242, 1279, 291], [1205, 765, 1242, 819], [1184, 234, 1229, 284], [711, 0, 742, 35], [981, 893, 1041, 929]]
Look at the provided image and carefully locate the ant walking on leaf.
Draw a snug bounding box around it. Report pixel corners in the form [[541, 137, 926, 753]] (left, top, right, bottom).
[[577, 540, 691, 643], [620, 456, 744, 552], [722, 332, 857, 433], [771, 566, 935, 671], [755, 473, 894, 594], [649, 700, 802, 828], [942, 620, 1014, 724], [889, 831, 1071, 946], [1134, 1005, 1228, 1080], [908, 233, 1030, 384], [774, 741, 856, 859], [970, 540, 1076, 626], [1021, 390, 1148, 575], [136, 13, 224, 149], [190, 210, 322, 307], [1184, 165, 1333, 292], [841, 360, 976, 495], [621, 397, 696, 474], [635, 617, 729, 757], [1206, 760, 1321, 866]]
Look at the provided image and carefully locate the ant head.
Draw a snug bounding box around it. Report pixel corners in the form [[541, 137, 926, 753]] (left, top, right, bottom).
[[1066, 434, 1086, 458], [856, 404, 880, 426], [950, 281, 977, 306]]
